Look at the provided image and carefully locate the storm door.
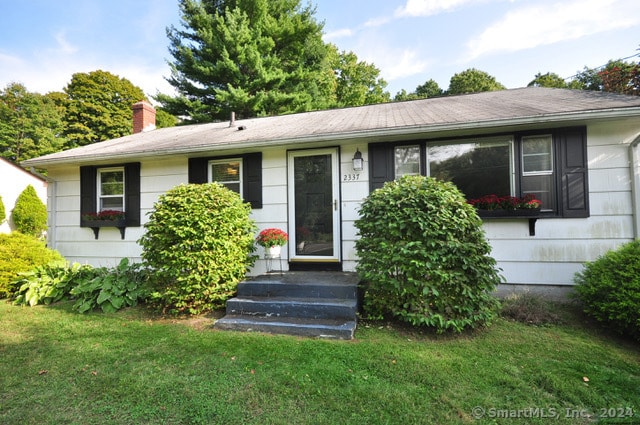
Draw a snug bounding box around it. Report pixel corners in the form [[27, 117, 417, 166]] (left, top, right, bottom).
[[287, 148, 341, 264]]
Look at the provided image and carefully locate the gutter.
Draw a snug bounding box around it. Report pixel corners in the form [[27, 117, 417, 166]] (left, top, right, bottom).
[[630, 135, 640, 240]]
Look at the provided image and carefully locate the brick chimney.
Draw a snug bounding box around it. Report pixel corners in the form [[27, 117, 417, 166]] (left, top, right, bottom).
[[132, 101, 156, 133]]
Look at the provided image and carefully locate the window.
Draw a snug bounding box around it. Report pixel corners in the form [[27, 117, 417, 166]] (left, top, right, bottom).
[[394, 146, 421, 177], [521, 135, 555, 211], [80, 163, 141, 227], [98, 167, 125, 211], [188, 152, 262, 209], [368, 127, 589, 218], [209, 159, 242, 195], [427, 138, 513, 200]]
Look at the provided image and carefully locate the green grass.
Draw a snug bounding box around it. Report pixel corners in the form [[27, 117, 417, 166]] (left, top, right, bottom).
[[1, 301, 638, 425]]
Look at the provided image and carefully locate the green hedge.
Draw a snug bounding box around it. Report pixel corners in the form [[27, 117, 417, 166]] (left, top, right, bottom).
[[0, 232, 64, 298], [574, 240, 640, 340]]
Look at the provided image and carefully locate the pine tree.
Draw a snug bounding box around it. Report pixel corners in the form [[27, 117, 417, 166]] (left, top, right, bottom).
[[157, 0, 388, 123]]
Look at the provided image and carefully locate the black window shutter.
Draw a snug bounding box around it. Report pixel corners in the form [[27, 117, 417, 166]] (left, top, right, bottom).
[[243, 152, 263, 209], [188, 157, 208, 184], [368, 142, 394, 192], [80, 165, 97, 225], [558, 128, 589, 218], [124, 162, 141, 226]]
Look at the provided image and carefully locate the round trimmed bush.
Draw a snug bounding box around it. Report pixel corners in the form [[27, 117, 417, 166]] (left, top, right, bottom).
[[13, 185, 47, 237], [573, 240, 640, 340], [139, 183, 257, 315], [0, 232, 64, 298], [355, 175, 502, 333]]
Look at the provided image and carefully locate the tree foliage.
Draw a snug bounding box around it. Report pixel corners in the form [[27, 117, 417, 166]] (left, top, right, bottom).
[[60, 70, 147, 148], [355, 175, 501, 333], [527, 72, 572, 88], [330, 47, 390, 107], [394, 79, 443, 101], [0, 83, 66, 163], [447, 68, 506, 95], [157, 0, 388, 122], [139, 183, 257, 315]]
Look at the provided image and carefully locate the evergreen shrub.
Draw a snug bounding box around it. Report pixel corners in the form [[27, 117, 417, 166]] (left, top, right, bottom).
[[355, 175, 502, 333], [13, 185, 47, 237], [0, 232, 64, 298], [573, 240, 640, 340], [139, 183, 257, 315], [0, 195, 5, 224]]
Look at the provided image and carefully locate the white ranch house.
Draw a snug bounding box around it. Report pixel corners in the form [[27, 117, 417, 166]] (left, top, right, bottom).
[[22, 88, 640, 296]]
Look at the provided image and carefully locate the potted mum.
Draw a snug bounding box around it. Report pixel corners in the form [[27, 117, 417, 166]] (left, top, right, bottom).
[[256, 228, 288, 258]]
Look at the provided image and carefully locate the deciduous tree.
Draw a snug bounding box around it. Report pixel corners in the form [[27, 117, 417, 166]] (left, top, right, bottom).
[[0, 83, 65, 163], [447, 68, 505, 95], [61, 70, 147, 148]]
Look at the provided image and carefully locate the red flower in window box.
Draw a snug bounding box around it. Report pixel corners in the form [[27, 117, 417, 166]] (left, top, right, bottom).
[[82, 210, 125, 221], [468, 194, 541, 211]]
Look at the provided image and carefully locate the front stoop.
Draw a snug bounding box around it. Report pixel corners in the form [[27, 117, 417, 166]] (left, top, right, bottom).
[[214, 272, 359, 339]]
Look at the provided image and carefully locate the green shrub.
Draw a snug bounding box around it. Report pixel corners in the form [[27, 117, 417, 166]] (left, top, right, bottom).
[[71, 259, 150, 313], [355, 175, 502, 333], [13, 262, 94, 306], [0, 195, 6, 224], [0, 232, 64, 298], [139, 183, 257, 315], [573, 240, 640, 340], [13, 185, 47, 237]]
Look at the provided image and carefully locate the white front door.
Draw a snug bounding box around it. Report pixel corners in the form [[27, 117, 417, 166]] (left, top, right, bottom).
[[287, 148, 341, 264]]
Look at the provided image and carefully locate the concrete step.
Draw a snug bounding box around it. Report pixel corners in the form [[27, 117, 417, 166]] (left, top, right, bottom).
[[238, 280, 357, 300], [214, 315, 356, 340], [239, 271, 359, 299], [214, 272, 360, 339], [225, 296, 357, 320]]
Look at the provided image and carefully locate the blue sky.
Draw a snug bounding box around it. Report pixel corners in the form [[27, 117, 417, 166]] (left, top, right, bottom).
[[1, 0, 639, 100]]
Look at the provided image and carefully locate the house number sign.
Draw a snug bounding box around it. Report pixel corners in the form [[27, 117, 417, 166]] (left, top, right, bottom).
[[343, 173, 360, 182]]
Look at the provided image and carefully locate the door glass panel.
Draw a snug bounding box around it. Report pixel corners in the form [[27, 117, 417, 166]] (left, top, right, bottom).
[[294, 154, 333, 256]]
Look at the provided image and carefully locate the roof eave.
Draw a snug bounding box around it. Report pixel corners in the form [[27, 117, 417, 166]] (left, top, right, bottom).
[[21, 107, 640, 168]]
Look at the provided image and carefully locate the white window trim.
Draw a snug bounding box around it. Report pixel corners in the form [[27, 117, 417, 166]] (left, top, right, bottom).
[[97, 167, 125, 212], [208, 158, 243, 196], [394, 145, 421, 178]]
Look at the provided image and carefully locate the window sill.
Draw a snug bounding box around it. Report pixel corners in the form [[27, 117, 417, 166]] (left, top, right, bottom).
[[81, 219, 126, 240]]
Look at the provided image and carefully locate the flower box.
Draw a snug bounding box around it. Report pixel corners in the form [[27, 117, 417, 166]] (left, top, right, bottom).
[[476, 208, 541, 218], [81, 216, 127, 240]]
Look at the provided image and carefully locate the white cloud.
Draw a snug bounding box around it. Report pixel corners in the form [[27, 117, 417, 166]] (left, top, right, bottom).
[[377, 49, 430, 81], [323, 28, 354, 41], [395, 0, 479, 17], [465, 0, 640, 60], [52, 30, 78, 55]]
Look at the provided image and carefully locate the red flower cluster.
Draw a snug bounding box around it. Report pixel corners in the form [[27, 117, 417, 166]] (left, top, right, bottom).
[[256, 228, 288, 248], [82, 210, 125, 221], [468, 194, 541, 210]]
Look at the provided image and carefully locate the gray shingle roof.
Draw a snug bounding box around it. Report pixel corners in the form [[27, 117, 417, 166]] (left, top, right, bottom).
[[22, 87, 640, 167]]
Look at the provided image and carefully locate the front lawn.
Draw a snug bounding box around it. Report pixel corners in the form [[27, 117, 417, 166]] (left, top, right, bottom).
[[0, 301, 638, 424]]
